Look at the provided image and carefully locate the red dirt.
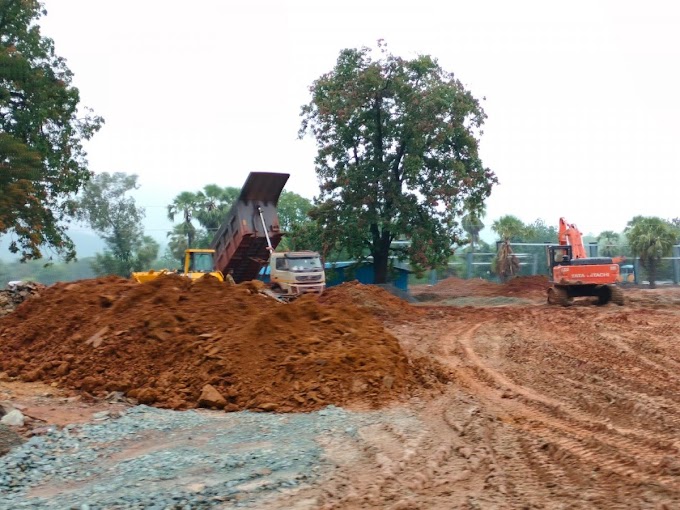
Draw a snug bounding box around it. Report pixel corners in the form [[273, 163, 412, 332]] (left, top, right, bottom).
[[318, 280, 424, 320], [412, 275, 551, 300], [0, 275, 445, 412]]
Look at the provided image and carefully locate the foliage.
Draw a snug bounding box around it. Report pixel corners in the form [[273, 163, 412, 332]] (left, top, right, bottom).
[[167, 191, 200, 248], [90, 236, 159, 277], [523, 219, 558, 243], [0, 0, 103, 261], [167, 185, 316, 257], [626, 216, 678, 288], [0, 256, 96, 286], [461, 205, 485, 253], [299, 42, 496, 283], [596, 230, 621, 257], [491, 215, 527, 242], [277, 190, 312, 232], [76, 172, 157, 277], [165, 223, 212, 266], [193, 184, 240, 233]]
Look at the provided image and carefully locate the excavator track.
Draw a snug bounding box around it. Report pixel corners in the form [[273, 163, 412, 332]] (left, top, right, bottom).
[[547, 286, 571, 306], [610, 285, 625, 306]]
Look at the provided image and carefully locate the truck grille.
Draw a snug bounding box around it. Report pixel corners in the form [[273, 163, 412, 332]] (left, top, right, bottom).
[[296, 275, 323, 282]]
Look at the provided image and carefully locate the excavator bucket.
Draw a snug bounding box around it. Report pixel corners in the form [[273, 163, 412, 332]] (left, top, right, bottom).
[[239, 172, 290, 205]]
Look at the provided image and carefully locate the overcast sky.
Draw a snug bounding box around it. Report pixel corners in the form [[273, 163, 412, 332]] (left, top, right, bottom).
[[37, 0, 680, 243]]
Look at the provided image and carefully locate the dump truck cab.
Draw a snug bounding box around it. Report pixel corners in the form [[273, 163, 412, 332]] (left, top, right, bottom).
[[270, 251, 326, 298]]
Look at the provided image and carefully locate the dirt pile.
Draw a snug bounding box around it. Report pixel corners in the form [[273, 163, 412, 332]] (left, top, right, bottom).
[[318, 281, 423, 320], [503, 275, 550, 295], [0, 281, 46, 317], [0, 275, 443, 412], [413, 275, 550, 300]]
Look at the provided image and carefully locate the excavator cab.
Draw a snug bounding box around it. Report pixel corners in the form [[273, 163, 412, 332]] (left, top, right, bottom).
[[547, 245, 572, 269]]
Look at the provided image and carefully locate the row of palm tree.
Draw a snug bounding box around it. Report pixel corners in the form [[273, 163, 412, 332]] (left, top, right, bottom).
[[166, 185, 241, 262], [462, 210, 679, 288]]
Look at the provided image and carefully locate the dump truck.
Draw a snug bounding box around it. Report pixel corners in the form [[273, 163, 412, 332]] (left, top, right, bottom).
[[132, 172, 325, 300], [545, 217, 624, 306]]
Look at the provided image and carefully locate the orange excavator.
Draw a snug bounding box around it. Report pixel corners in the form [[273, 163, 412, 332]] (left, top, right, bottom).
[[546, 218, 625, 306]]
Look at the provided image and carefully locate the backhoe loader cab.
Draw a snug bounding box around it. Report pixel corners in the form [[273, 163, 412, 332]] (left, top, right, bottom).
[[183, 249, 225, 281], [131, 248, 224, 283]]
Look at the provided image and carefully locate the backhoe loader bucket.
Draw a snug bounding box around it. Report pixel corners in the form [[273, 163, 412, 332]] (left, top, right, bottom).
[[239, 172, 289, 205]]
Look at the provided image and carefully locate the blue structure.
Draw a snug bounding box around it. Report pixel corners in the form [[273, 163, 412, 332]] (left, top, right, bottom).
[[259, 260, 411, 291]]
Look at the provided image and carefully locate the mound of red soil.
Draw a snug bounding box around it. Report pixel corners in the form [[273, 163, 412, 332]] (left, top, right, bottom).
[[0, 275, 444, 412], [414, 276, 500, 298], [413, 275, 550, 300], [318, 281, 423, 320], [503, 275, 551, 296]]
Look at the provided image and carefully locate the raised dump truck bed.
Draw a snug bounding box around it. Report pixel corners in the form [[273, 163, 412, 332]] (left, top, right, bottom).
[[210, 172, 289, 283]]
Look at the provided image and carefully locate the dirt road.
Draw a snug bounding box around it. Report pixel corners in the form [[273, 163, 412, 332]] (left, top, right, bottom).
[[270, 292, 680, 509], [2, 281, 680, 508]]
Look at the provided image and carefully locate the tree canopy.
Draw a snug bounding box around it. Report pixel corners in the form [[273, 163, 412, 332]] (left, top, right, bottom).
[[626, 216, 678, 288], [300, 42, 497, 283], [76, 172, 158, 276], [491, 215, 527, 242], [0, 0, 103, 261]]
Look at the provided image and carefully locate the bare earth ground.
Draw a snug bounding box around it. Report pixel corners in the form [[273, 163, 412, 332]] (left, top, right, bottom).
[[3, 284, 680, 508]]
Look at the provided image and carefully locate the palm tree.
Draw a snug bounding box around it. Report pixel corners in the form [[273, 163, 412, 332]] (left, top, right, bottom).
[[194, 185, 240, 233], [461, 205, 486, 253], [167, 191, 199, 247], [491, 215, 527, 243], [626, 217, 678, 289]]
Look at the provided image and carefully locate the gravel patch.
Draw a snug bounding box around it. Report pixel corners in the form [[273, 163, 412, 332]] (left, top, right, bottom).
[[0, 404, 415, 509]]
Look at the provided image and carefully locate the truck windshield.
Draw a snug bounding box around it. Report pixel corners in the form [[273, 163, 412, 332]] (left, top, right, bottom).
[[190, 253, 214, 272], [288, 257, 323, 271]]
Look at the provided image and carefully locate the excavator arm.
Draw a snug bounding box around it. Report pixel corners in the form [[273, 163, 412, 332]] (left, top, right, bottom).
[[558, 217, 587, 259]]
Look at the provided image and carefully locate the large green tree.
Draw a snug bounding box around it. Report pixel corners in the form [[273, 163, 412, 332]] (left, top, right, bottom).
[[597, 230, 621, 257], [0, 0, 103, 261], [626, 216, 678, 288], [299, 43, 497, 283], [76, 172, 157, 276]]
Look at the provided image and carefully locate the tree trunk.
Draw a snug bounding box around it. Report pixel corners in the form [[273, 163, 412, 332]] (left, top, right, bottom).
[[648, 261, 657, 289], [373, 249, 390, 284]]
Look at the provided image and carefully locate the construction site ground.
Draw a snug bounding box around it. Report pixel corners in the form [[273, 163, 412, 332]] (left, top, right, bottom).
[[1, 276, 680, 508]]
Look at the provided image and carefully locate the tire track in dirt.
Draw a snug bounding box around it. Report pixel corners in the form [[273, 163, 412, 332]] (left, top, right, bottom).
[[512, 308, 680, 442], [448, 317, 680, 497], [261, 303, 680, 509]]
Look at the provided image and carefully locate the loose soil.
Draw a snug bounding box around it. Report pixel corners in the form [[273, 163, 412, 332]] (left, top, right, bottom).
[[0, 274, 445, 413], [2, 277, 680, 508], [412, 274, 552, 303]]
